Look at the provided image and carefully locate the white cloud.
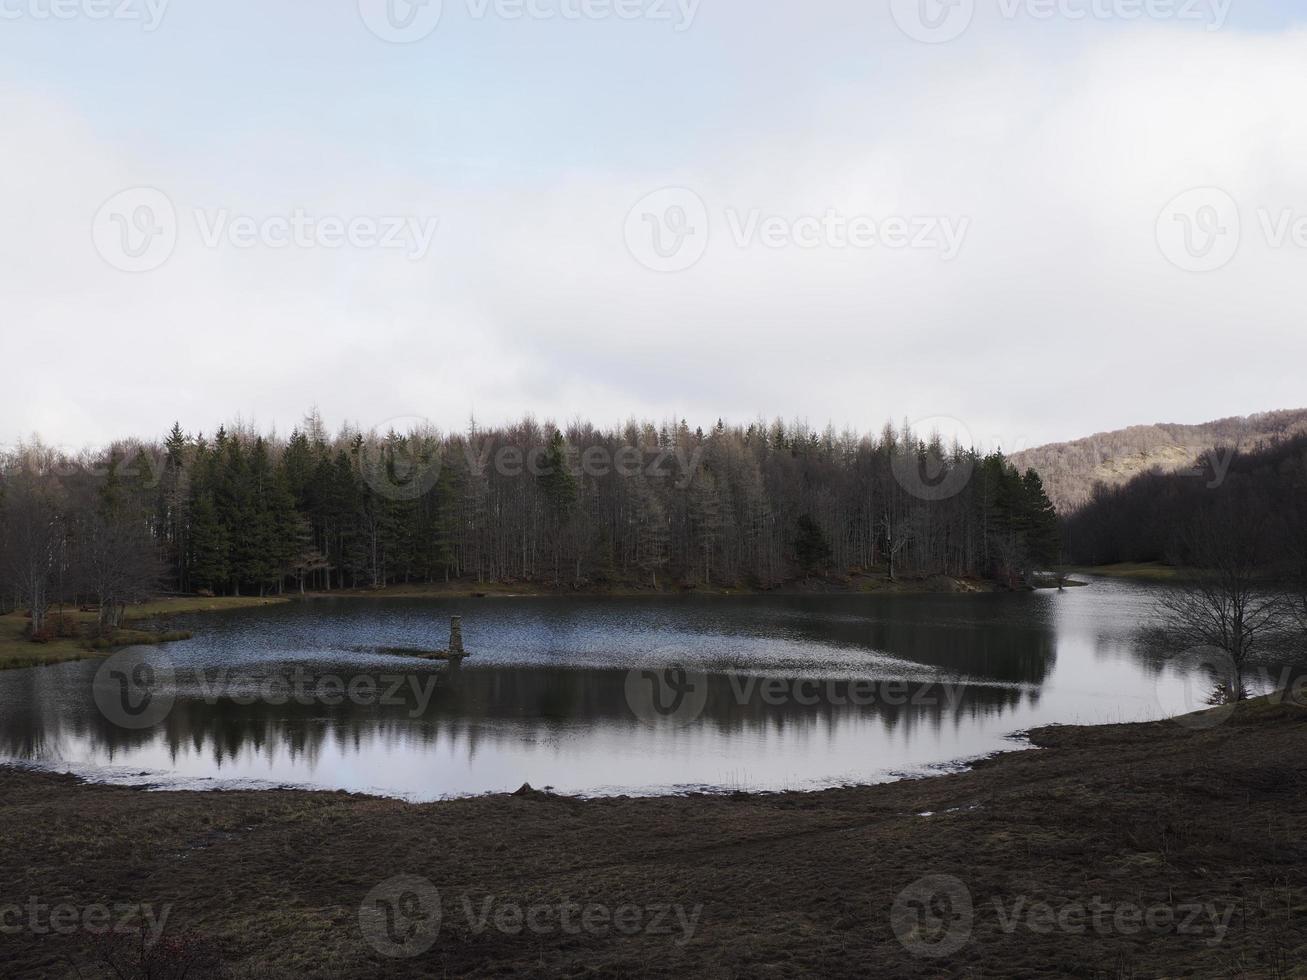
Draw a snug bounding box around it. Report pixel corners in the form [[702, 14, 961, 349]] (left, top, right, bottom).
[[3, 24, 1307, 450]]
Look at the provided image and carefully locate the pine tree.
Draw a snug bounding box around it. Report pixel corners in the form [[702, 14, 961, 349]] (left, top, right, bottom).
[[794, 514, 832, 578], [537, 430, 577, 587], [432, 457, 459, 582], [1021, 469, 1061, 566], [188, 491, 229, 593]]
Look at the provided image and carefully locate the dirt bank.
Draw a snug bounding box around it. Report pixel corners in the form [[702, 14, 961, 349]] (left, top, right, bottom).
[[2, 696, 1303, 978]]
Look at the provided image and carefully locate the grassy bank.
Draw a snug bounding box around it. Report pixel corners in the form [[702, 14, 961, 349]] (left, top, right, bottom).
[[0, 596, 286, 671], [2, 695, 1303, 978], [1065, 561, 1188, 582]]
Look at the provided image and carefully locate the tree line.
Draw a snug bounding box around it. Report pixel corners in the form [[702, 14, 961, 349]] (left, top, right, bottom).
[[0, 413, 1062, 636]]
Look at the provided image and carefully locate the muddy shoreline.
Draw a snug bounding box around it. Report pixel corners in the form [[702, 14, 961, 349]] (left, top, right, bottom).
[[2, 696, 1304, 978]]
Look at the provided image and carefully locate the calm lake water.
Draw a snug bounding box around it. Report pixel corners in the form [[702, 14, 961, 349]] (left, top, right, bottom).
[[0, 579, 1282, 800]]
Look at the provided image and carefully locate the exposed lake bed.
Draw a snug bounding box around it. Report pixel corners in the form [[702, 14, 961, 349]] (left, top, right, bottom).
[[2, 695, 1303, 978]]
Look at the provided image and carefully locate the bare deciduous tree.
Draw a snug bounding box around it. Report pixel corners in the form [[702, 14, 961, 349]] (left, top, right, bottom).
[[1153, 500, 1290, 701], [74, 499, 163, 632], [0, 454, 66, 636]]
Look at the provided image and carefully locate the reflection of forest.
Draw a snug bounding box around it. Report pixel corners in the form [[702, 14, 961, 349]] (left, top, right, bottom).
[[0, 592, 1065, 772], [780, 597, 1058, 684], [0, 659, 1046, 769]]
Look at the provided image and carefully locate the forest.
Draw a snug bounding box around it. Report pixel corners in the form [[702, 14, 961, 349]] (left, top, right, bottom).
[[1064, 432, 1307, 577], [0, 414, 1062, 636]]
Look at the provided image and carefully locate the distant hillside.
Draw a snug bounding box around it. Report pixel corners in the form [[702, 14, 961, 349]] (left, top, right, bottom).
[[1009, 409, 1307, 514]]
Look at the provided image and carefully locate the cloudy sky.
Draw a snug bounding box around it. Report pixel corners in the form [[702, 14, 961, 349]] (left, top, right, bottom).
[[2, 0, 1305, 452]]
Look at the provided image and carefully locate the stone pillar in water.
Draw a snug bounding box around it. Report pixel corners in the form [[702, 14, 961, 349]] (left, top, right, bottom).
[[448, 616, 464, 657]]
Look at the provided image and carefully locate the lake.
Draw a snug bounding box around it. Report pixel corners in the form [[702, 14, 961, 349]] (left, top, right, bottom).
[[0, 578, 1277, 800]]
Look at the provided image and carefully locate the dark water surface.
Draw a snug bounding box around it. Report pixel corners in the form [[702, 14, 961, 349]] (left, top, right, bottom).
[[0, 579, 1257, 799]]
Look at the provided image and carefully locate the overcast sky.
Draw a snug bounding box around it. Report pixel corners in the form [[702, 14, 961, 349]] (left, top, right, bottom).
[[3, 0, 1306, 453]]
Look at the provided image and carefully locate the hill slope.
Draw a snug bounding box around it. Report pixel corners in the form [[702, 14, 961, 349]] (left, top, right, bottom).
[[1010, 408, 1307, 513]]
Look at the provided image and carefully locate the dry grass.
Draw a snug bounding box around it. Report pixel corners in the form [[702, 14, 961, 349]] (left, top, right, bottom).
[[1067, 562, 1188, 582], [0, 596, 286, 671]]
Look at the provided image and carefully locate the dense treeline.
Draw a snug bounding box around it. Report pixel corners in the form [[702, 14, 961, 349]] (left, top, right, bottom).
[[0, 414, 1061, 633], [1064, 433, 1307, 578]]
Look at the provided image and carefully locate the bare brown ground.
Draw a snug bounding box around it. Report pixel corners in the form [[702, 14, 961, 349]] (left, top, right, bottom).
[[2, 698, 1304, 979]]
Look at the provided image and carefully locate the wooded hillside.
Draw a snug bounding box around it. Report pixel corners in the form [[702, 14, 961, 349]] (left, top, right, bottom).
[[1011, 409, 1307, 513]]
